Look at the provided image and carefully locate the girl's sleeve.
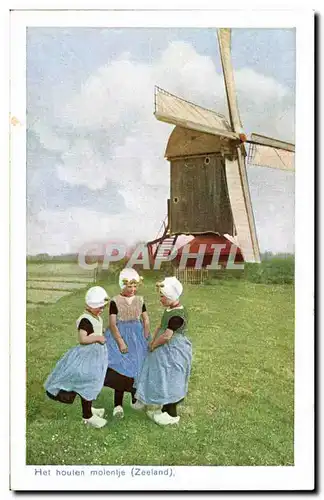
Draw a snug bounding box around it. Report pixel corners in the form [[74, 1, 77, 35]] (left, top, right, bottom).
[[167, 316, 184, 332], [78, 318, 94, 336], [109, 300, 118, 315]]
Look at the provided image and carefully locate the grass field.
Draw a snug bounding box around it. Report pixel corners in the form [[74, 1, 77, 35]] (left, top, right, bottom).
[[28, 276, 93, 283], [27, 281, 88, 291], [27, 289, 72, 304], [26, 262, 95, 308], [26, 273, 294, 466], [27, 262, 95, 278]]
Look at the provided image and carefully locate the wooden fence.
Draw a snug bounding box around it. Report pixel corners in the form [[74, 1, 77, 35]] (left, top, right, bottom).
[[174, 267, 209, 284]]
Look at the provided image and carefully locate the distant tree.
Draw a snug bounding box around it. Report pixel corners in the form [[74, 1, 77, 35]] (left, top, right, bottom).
[[36, 253, 51, 261], [261, 251, 273, 260]]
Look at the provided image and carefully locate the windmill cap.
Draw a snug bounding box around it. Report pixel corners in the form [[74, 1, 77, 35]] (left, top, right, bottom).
[[85, 286, 109, 308]]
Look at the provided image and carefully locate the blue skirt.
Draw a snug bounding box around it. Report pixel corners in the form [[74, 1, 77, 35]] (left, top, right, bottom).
[[135, 334, 192, 405], [44, 342, 108, 402], [105, 320, 149, 380]]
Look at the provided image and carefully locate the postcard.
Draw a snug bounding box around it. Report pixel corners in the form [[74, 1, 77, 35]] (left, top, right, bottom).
[[9, 6, 314, 492]]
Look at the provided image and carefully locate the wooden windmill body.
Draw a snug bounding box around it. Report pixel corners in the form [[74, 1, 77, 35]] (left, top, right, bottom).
[[147, 29, 295, 276]]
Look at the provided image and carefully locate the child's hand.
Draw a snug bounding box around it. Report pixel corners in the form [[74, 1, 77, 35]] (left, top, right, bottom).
[[144, 331, 150, 340], [97, 336, 106, 344], [118, 339, 128, 354]]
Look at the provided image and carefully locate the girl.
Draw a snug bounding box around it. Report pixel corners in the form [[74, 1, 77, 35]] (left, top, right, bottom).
[[44, 286, 109, 429], [135, 277, 192, 426], [104, 268, 150, 418]]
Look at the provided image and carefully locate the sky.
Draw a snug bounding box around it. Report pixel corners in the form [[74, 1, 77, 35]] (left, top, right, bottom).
[[26, 27, 295, 255]]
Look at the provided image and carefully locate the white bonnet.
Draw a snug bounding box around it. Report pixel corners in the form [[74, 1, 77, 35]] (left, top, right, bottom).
[[85, 286, 109, 308], [158, 276, 183, 302], [118, 268, 142, 289]]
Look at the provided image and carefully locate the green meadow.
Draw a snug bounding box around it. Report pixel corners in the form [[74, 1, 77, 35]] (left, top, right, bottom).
[[26, 263, 294, 466]]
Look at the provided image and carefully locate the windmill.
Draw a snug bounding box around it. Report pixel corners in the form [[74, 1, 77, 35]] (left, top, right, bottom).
[[147, 28, 295, 277]]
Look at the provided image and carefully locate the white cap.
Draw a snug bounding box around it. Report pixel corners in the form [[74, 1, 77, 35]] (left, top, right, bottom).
[[85, 286, 109, 308], [159, 277, 183, 302], [119, 268, 141, 289]]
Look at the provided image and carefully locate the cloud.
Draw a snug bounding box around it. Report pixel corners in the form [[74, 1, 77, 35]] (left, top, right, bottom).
[[60, 39, 294, 134], [247, 167, 295, 253], [236, 67, 288, 103], [32, 117, 70, 152], [61, 54, 153, 130], [27, 201, 168, 255], [56, 123, 171, 191], [235, 68, 294, 142], [56, 138, 111, 190], [28, 37, 295, 254], [52, 39, 295, 190]]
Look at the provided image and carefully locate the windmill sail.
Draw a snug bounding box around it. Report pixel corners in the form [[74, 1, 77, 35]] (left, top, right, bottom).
[[247, 133, 295, 171], [217, 28, 243, 134], [154, 86, 238, 140], [225, 149, 261, 263], [217, 28, 261, 262], [248, 144, 295, 171], [249, 133, 295, 152]]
